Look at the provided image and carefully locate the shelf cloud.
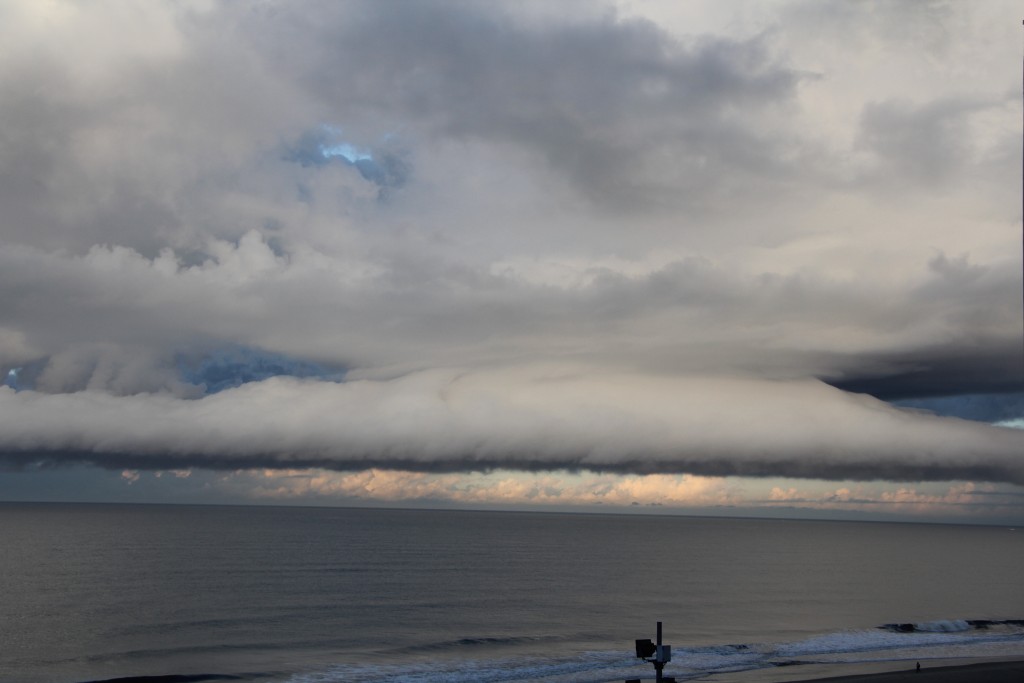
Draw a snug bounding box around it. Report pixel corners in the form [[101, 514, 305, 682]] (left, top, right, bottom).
[[3, 367, 1023, 485]]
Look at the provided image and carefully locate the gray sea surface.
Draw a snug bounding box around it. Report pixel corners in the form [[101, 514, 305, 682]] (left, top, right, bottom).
[[1, 503, 1022, 683]]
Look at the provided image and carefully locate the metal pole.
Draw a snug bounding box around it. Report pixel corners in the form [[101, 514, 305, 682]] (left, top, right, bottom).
[[655, 621, 664, 683]]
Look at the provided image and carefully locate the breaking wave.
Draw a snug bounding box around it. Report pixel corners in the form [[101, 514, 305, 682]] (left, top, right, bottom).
[[281, 619, 1024, 683]]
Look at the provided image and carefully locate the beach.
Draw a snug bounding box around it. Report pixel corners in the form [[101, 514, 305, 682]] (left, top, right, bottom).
[[702, 659, 1024, 683], [789, 660, 1024, 683]]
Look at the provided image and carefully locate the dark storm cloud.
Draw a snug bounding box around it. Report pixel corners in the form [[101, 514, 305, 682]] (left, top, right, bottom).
[[228, 0, 804, 208], [826, 345, 1024, 400], [892, 393, 1024, 424]]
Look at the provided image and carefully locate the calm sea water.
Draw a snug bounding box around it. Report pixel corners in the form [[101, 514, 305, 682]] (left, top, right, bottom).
[[1, 503, 1022, 683]]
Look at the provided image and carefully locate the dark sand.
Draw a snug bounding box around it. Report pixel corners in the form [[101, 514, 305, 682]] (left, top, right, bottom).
[[700, 659, 1024, 683], [787, 660, 1024, 683]]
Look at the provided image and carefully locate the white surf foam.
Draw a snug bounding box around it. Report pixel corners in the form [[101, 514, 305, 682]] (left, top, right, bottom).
[[280, 621, 1024, 683]]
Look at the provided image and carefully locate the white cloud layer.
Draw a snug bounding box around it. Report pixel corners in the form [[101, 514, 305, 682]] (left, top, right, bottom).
[[3, 367, 1023, 484]]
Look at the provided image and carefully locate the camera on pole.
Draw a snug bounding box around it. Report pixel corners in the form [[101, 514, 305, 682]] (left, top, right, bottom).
[[628, 621, 674, 683]]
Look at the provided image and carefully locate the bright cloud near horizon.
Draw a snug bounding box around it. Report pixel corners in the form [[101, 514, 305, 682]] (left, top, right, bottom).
[[1, 0, 1023, 523]]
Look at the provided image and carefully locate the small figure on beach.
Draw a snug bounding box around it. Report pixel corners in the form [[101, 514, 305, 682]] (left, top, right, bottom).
[[916, 661, 921, 672]]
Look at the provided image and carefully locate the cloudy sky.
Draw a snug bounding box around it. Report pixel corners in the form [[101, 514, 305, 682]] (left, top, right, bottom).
[[2, 0, 1023, 523]]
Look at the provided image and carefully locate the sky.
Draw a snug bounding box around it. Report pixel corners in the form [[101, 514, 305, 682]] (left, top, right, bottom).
[[1, 0, 1023, 524]]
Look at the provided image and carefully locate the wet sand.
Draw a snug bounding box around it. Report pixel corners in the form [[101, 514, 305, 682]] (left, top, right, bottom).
[[700, 658, 1024, 683], [787, 659, 1024, 683]]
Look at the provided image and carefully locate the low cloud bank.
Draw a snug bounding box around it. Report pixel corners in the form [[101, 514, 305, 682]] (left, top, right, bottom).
[[2, 366, 1022, 485]]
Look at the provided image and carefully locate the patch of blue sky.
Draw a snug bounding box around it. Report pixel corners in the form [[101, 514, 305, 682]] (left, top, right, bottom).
[[316, 124, 373, 162], [3, 368, 18, 390], [283, 125, 370, 166], [320, 141, 373, 163], [177, 346, 345, 394], [892, 392, 1024, 424], [283, 125, 408, 197]]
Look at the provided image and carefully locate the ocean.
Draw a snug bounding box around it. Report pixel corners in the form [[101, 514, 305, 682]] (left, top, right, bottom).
[[1, 503, 1022, 683]]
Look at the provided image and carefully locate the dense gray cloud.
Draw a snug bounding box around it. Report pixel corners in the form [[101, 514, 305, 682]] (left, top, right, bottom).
[[0, 236, 1017, 394], [0, 1, 1021, 492]]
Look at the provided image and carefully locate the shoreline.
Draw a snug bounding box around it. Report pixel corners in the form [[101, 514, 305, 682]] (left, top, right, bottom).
[[700, 658, 1024, 683]]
